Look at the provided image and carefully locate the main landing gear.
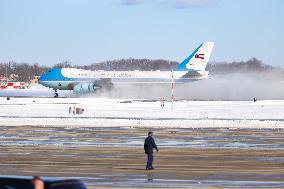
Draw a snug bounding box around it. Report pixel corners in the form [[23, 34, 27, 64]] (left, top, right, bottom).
[[54, 89, 59, 98]]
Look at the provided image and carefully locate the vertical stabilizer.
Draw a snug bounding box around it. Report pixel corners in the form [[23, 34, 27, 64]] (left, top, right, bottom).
[[177, 42, 214, 71]]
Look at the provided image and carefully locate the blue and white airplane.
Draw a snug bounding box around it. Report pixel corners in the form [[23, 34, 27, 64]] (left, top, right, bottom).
[[39, 42, 214, 97]]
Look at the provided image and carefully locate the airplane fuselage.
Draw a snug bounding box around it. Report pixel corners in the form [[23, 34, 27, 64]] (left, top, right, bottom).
[[39, 68, 208, 90], [38, 42, 214, 94]]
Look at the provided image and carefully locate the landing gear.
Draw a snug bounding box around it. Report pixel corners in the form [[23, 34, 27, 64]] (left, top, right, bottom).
[[54, 89, 59, 98]]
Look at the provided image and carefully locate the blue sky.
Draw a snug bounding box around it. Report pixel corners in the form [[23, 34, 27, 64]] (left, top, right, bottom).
[[0, 0, 283, 66]]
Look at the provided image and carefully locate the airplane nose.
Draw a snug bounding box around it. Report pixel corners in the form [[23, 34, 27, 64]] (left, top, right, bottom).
[[38, 75, 43, 84], [38, 71, 48, 84]]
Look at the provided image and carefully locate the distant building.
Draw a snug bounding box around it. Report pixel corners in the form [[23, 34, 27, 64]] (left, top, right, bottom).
[[0, 76, 28, 90], [9, 74, 19, 80], [30, 76, 40, 84]]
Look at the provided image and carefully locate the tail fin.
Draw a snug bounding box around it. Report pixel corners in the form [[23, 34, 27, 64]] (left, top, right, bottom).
[[176, 42, 214, 71]]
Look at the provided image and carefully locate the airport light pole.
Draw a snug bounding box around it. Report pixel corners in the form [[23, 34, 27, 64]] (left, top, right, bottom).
[[171, 69, 174, 109]]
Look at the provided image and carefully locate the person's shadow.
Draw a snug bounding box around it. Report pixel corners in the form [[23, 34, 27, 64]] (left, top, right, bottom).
[[146, 172, 154, 181]]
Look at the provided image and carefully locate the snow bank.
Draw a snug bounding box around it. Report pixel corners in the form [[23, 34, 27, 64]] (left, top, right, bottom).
[[1, 97, 284, 129]]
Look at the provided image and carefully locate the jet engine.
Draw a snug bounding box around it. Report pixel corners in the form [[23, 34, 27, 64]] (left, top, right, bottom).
[[73, 83, 100, 93]]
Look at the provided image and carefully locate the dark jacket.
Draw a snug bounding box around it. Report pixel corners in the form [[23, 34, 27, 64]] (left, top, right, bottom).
[[144, 136, 158, 154]]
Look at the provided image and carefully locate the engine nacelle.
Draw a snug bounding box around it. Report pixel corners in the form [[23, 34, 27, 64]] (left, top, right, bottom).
[[73, 83, 100, 93]]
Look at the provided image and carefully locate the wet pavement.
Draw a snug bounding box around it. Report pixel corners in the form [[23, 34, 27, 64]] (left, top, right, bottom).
[[0, 126, 284, 188], [0, 126, 284, 150]]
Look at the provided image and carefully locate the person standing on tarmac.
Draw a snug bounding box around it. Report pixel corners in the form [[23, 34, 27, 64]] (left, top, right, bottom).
[[144, 131, 159, 170]]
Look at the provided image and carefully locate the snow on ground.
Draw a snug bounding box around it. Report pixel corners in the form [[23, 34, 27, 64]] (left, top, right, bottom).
[[1, 97, 284, 128]]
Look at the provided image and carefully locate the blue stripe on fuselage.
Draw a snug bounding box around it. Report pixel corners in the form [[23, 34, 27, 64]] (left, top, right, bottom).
[[39, 68, 98, 82], [39, 68, 66, 81]]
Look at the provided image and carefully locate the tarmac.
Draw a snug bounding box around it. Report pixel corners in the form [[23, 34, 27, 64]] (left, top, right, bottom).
[[1, 126, 284, 188]]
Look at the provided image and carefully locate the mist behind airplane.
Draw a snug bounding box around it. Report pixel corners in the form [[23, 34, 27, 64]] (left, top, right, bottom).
[[38, 42, 214, 96]]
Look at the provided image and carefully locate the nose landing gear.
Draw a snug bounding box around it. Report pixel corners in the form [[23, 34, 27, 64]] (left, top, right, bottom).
[[54, 89, 59, 98]]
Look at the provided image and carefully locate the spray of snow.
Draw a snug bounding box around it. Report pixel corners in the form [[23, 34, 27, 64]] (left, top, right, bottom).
[[84, 71, 284, 100]]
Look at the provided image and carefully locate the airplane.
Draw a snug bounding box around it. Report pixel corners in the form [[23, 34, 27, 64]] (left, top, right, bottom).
[[39, 42, 214, 97]]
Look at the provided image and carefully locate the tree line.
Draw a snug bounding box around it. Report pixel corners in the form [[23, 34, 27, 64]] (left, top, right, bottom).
[[0, 62, 49, 82], [0, 58, 280, 82]]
